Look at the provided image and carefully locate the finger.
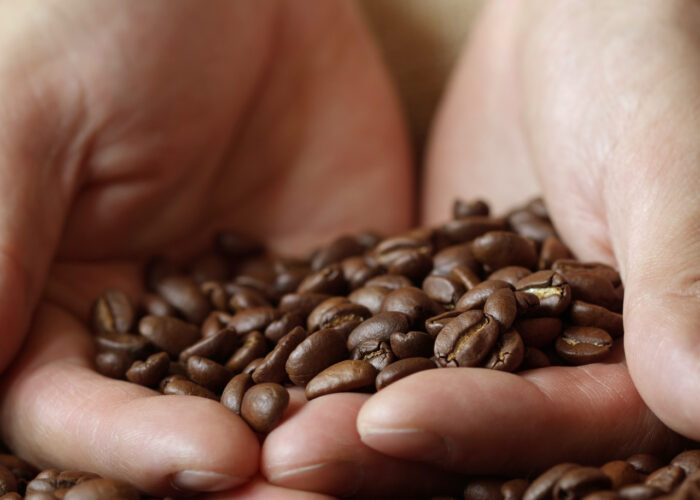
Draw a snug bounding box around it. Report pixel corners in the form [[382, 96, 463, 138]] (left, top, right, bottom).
[[202, 475, 337, 500], [262, 389, 464, 499], [0, 303, 260, 496], [357, 361, 684, 475]]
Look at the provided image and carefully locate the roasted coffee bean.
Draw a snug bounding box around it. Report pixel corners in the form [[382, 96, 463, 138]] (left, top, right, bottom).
[[373, 229, 433, 258], [229, 288, 270, 312], [524, 463, 580, 500], [286, 327, 348, 385], [423, 275, 465, 308], [63, 479, 140, 500], [434, 310, 500, 367], [555, 326, 613, 365], [347, 311, 410, 350], [552, 260, 621, 287], [252, 326, 307, 384], [226, 331, 268, 372], [307, 298, 370, 332], [520, 347, 551, 370], [95, 351, 133, 379], [161, 377, 217, 400], [199, 279, 232, 310], [155, 275, 211, 324], [240, 383, 289, 434], [440, 216, 507, 244], [502, 479, 530, 500], [515, 270, 571, 316], [220, 372, 253, 414], [341, 256, 382, 289], [140, 293, 176, 317], [233, 273, 279, 303], [484, 329, 524, 372], [264, 311, 305, 343], [228, 306, 281, 335], [91, 289, 135, 335], [488, 266, 532, 286], [390, 331, 434, 359], [464, 478, 504, 500], [617, 484, 662, 500], [351, 339, 395, 372], [601, 461, 642, 489], [296, 264, 346, 295], [274, 267, 309, 296], [514, 291, 541, 316], [200, 311, 232, 338], [375, 357, 436, 390], [568, 301, 623, 338], [365, 274, 413, 290], [380, 248, 433, 282], [179, 326, 238, 363], [305, 360, 378, 400], [243, 358, 264, 376], [671, 450, 700, 476], [539, 236, 574, 270], [674, 471, 700, 500], [215, 231, 263, 258], [0, 465, 17, 496], [348, 285, 391, 315], [554, 467, 612, 500], [279, 292, 331, 317], [472, 231, 538, 271], [311, 235, 366, 271], [0, 454, 38, 487], [562, 272, 621, 312], [432, 244, 481, 277], [581, 491, 620, 500], [381, 286, 443, 327], [450, 265, 482, 290], [484, 288, 517, 330], [94, 332, 151, 359], [514, 317, 563, 348], [138, 315, 200, 357], [508, 209, 556, 245], [425, 310, 464, 337], [456, 280, 512, 310], [453, 199, 490, 218], [186, 356, 231, 392], [627, 455, 667, 475], [646, 466, 685, 493], [126, 352, 170, 387], [1, 492, 21, 500]]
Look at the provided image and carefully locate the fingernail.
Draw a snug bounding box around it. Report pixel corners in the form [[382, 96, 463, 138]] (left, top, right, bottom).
[[171, 470, 247, 492], [268, 461, 364, 497], [359, 427, 448, 462]]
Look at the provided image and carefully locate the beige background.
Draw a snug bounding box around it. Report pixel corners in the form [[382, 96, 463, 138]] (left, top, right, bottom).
[[359, 0, 485, 152]]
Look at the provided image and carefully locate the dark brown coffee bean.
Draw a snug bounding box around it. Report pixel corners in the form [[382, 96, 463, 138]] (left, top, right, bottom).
[[348, 285, 391, 315], [601, 461, 642, 489], [514, 317, 563, 348], [552, 260, 621, 287], [453, 199, 490, 218], [63, 479, 139, 500], [341, 256, 382, 289], [140, 293, 176, 317], [347, 311, 410, 350], [95, 351, 133, 379], [233, 272, 279, 303], [674, 471, 700, 500], [472, 231, 538, 271], [307, 298, 370, 332], [94, 332, 151, 359], [228, 306, 281, 336], [264, 311, 304, 343], [520, 347, 551, 370], [279, 292, 331, 317], [382, 286, 443, 327], [524, 463, 579, 500], [515, 270, 572, 316], [226, 331, 268, 372], [375, 357, 436, 390], [488, 266, 532, 286], [555, 326, 613, 365], [229, 288, 270, 312], [464, 478, 504, 500], [274, 267, 309, 296], [373, 229, 433, 258], [351, 339, 396, 372], [484, 329, 524, 372], [138, 315, 200, 357], [617, 484, 662, 500], [627, 455, 666, 475], [508, 209, 556, 245], [0, 454, 38, 486], [215, 231, 263, 258], [456, 280, 512, 311], [126, 352, 170, 387], [365, 274, 414, 290], [297, 264, 346, 295], [432, 244, 481, 277], [672, 450, 700, 475], [450, 265, 482, 290], [434, 310, 500, 367], [514, 291, 541, 316], [286, 328, 348, 385], [253, 326, 307, 384], [423, 275, 465, 308], [311, 235, 366, 271], [441, 216, 507, 245], [484, 288, 517, 330], [390, 331, 434, 359], [581, 492, 620, 500], [220, 372, 253, 414], [502, 479, 530, 500], [178, 326, 238, 363], [539, 236, 574, 270], [0, 465, 17, 495], [646, 466, 685, 493], [199, 281, 230, 313], [161, 377, 217, 400], [186, 356, 231, 392], [425, 310, 464, 337], [1, 492, 22, 500], [562, 272, 621, 312], [305, 360, 378, 400], [91, 289, 135, 335], [240, 383, 289, 433], [554, 467, 612, 500], [155, 275, 211, 324], [568, 301, 623, 338], [201, 311, 232, 338], [243, 358, 264, 376], [380, 248, 433, 282]]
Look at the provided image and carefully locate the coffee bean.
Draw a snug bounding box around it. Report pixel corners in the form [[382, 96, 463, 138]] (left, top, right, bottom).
[[539, 236, 573, 270], [305, 360, 378, 400], [179, 326, 238, 363], [554, 467, 612, 500], [484, 329, 524, 372], [514, 291, 541, 316], [253, 326, 306, 384], [186, 356, 231, 392], [617, 484, 662, 500], [375, 357, 436, 390], [264, 311, 305, 343], [243, 358, 264, 376], [432, 244, 481, 277], [515, 270, 571, 316], [488, 266, 533, 286], [351, 339, 396, 372], [372, 230, 433, 260], [341, 256, 382, 289], [63, 479, 139, 500], [199, 281, 230, 311], [552, 260, 621, 287], [671, 450, 700, 476], [347, 285, 391, 315], [347, 311, 410, 350], [674, 471, 700, 500], [450, 265, 482, 290], [161, 377, 217, 400], [456, 280, 512, 311], [286, 327, 348, 385], [382, 287, 443, 327], [555, 326, 613, 365], [240, 383, 289, 433], [472, 231, 538, 270], [311, 235, 366, 271], [226, 331, 268, 372], [380, 248, 434, 282], [423, 275, 465, 308], [627, 455, 666, 475], [434, 310, 500, 367], [1, 492, 21, 500], [229, 288, 270, 312], [562, 272, 621, 312], [95, 351, 133, 379], [520, 347, 551, 370], [646, 466, 685, 493], [601, 461, 642, 489], [484, 288, 517, 330], [440, 216, 507, 245], [508, 208, 556, 245], [91, 289, 135, 335], [514, 317, 563, 348], [453, 199, 490, 218], [220, 372, 253, 414], [279, 292, 331, 317], [155, 275, 211, 324], [502, 479, 530, 500], [140, 293, 176, 318], [215, 231, 263, 258], [0, 454, 37, 487], [390, 331, 434, 359], [200, 311, 232, 338], [307, 298, 370, 332], [297, 264, 346, 295], [126, 352, 170, 387], [94, 332, 151, 360], [581, 491, 620, 500], [425, 310, 464, 337], [464, 478, 504, 500], [365, 274, 414, 290], [0, 465, 17, 495], [138, 315, 200, 357], [524, 463, 579, 500]]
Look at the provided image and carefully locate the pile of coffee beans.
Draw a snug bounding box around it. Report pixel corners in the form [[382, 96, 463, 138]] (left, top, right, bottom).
[[90, 198, 624, 434]]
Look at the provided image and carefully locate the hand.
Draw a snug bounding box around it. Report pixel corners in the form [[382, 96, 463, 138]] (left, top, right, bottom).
[[0, 0, 411, 495]]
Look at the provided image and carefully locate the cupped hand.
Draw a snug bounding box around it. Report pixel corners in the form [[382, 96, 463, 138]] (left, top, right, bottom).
[[0, 0, 411, 495]]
